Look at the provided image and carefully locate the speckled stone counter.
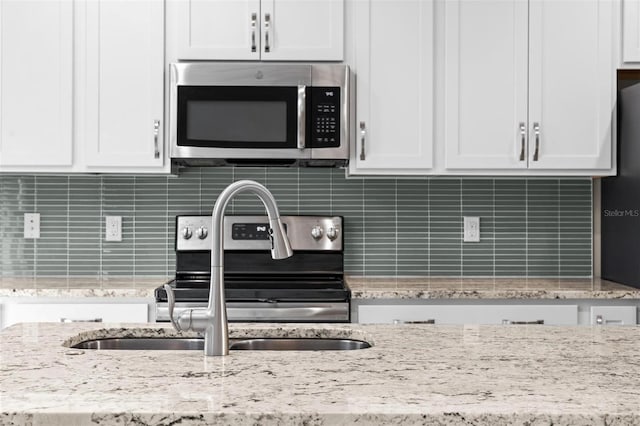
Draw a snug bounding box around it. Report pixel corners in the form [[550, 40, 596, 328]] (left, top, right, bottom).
[[2, 276, 640, 300], [347, 276, 640, 299], [0, 277, 165, 298], [1, 322, 640, 425]]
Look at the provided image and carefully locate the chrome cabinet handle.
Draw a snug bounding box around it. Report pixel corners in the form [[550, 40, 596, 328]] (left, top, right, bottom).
[[502, 319, 544, 325], [153, 119, 160, 159], [393, 319, 435, 324], [264, 13, 271, 53], [250, 13, 257, 52], [533, 122, 540, 161], [359, 121, 366, 161], [163, 284, 182, 331], [596, 315, 604, 325], [297, 85, 306, 149], [60, 318, 103, 323], [519, 122, 526, 161]]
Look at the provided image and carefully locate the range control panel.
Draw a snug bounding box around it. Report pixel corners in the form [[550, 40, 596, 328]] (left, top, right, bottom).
[[176, 216, 342, 252], [309, 87, 341, 148]]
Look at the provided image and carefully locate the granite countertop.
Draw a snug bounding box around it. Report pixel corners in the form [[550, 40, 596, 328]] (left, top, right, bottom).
[[347, 277, 640, 299], [1, 276, 640, 300], [1, 322, 640, 425], [0, 277, 165, 298]]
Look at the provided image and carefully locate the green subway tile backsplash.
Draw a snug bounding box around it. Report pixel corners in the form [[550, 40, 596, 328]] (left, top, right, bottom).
[[0, 169, 593, 278]]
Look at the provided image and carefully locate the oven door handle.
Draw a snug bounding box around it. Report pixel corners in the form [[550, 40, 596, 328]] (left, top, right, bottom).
[[156, 302, 349, 322], [297, 85, 306, 150], [226, 304, 348, 321]]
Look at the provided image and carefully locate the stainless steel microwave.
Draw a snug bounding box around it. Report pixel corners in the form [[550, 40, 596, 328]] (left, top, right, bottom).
[[169, 63, 350, 167]]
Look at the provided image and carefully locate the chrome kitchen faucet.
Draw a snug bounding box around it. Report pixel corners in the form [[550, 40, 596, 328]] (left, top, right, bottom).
[[164, 180, 293, 356]]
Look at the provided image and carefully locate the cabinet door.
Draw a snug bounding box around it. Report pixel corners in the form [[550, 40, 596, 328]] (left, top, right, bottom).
[[0, 0, 73, 168], [528, 0, 614, 170], [444, 0, 528, 170], [623, 0, 640, 62], [351, 0, 434, 173], [175, 0, 261, 60], [83, 0, 165, 169], [260, 0, 343, 61], [2, 303, 148, 329]]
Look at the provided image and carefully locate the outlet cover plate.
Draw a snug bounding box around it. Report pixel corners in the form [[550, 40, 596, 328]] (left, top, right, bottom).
[[463, 216, 480, 242], [24, 213, 40, 239], [105, 216, 122, 242]]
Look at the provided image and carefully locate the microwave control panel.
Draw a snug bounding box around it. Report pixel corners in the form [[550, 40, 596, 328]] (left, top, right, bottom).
[[309, 87, 341, 148]]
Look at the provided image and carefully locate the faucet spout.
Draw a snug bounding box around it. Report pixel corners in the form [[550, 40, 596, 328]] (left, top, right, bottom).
[[166, 180, 292, 356]]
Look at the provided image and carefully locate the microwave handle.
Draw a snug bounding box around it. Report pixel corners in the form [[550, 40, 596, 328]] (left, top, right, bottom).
[[297, 86, 306, 149]]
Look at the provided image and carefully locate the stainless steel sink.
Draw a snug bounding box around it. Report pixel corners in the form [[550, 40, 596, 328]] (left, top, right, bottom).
[[71, 337, 371, 351]]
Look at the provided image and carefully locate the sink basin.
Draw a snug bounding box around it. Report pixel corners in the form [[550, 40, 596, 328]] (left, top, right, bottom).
[[71, 337, 371, 351]]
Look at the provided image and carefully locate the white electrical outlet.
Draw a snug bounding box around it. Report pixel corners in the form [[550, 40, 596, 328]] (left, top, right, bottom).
[[463, 216, 480, 242], [24, 213, 40, 239], [105, 216, 122, 242]]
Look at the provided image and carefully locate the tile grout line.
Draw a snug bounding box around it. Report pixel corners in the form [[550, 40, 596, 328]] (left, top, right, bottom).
[[525, 180, 529, 278], [460, 178, 463, 277], [362, 178, 366, 276], [427, 178, 430, 276], [556, 179, 562, 277], [66, 176, 70, 277], [493, 179, 496, 277], [164, 176, 171, 276], [133, 176, 136, 277], [590, 179, 594, 277], [296, 168, 300, 216], [395, 178, 398, 277], [329, 169, 333, 215], [33, 176, 37, 280], [99, 176, 104, 279]]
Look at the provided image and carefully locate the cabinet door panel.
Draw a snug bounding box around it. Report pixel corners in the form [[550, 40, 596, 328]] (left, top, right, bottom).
[[623, 0, 640, 62], [444, 0, 528, 170], [352, 0, 434, 173], [0, 0, 73, 167], [176, 0, 261, 60], [528, 0, 614, 170], [260, 0, 343, 61], [84, 0, 165, 169]]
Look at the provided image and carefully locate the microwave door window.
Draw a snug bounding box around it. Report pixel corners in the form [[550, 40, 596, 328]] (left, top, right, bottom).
[[187, 101, 287, 143], [177, 86, 298, 149]]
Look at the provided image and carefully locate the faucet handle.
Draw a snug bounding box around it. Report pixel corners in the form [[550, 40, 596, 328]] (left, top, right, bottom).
[[163, 284, 182, 331]]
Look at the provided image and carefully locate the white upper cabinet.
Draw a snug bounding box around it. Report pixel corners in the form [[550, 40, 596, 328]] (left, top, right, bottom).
[[349, 0, 434, 174], [0, 0, 73, 169], [444, 0, 614, 173], [175, 0, 261, 60], [623, 0, 640, 62], [444, 0, 528, 170], [174, 0, 344, 61], [82, 0, 165, 170], [528, 0, 614, 170]]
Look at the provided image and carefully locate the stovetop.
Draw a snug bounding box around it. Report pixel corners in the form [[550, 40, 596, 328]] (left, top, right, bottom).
[[156, 215, 349, 304]]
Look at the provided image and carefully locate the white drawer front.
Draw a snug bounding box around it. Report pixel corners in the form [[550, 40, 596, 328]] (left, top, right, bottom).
[[590, 306, 638, 326], [358, 304, 578, 325], [2, 303, 148, 328]]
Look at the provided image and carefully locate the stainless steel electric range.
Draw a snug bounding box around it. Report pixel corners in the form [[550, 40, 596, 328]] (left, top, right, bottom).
[[155, 215, 350, 322]]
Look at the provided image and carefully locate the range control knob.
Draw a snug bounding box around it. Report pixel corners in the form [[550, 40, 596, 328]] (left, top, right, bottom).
[[311, 225, 324, 241], [326, 226, 339, 241], [182, 227, 193, 240], [196, 226, 208, 240]]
